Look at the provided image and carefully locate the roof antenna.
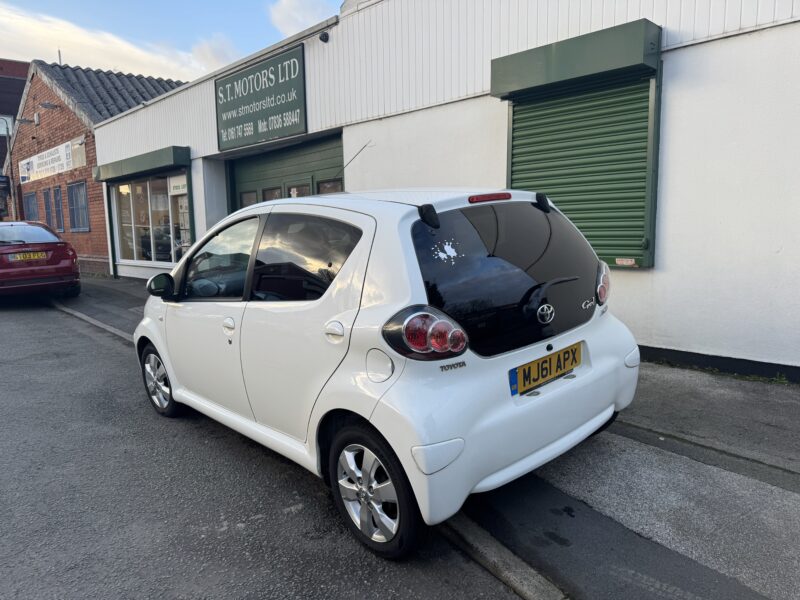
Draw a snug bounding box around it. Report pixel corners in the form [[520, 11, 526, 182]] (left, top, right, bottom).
[[334, 139, 373, 183], [57, 48, 62, 65]]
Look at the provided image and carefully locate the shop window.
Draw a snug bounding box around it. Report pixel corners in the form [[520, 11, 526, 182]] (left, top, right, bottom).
[[251, 213, 362, 302], [112, 172, 193, 264], [67, 181, 90, 232], [287, 183, 310, 198], [240, 191, 258, 208], [262, 187, 282, 202], [53, 187, 64, 232], [23, 193, 38, 221], [43, 189, 53, 228], [317, 179, 343, 195]]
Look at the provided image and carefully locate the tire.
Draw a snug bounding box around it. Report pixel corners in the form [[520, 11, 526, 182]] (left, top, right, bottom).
[[139, 344, 181, 417], [63, 283, 81, 298], [328, 424, 424, 559]]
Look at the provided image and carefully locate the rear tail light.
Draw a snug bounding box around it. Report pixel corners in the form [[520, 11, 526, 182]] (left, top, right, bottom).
[[383, 306, 469, 360], [596, 261, 611, 305]]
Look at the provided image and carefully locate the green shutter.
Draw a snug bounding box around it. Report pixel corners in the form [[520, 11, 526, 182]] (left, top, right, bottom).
[[232, 135, 343, 209], [510, 76, 658, 268]]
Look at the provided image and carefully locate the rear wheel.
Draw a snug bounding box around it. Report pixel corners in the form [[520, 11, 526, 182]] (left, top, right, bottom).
[[328, 424, 423, 559], [140, 344, 180, 417]]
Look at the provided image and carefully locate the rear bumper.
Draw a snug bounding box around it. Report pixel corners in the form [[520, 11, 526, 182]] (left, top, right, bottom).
[[370, 311, 639, 525], [0, 274, 80, 295]]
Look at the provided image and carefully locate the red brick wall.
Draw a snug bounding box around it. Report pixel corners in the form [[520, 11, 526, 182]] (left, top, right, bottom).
[[10, 75, 109, 275]]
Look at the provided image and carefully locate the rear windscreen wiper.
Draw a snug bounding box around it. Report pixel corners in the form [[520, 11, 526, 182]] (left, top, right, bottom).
[[519, 276, 580, 317]]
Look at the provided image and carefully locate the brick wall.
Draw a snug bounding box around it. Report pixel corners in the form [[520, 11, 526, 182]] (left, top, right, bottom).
[[11, 75, 109, 276]]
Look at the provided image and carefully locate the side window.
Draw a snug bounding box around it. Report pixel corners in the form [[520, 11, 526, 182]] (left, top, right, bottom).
[[53, 187, 64, 232], [23, 193, 38, 221], [251, 213, 362, 302], [183, 218, 259, 300]]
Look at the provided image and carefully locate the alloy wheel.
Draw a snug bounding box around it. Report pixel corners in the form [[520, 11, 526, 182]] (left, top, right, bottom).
[[337, 443, 399, 542], [143, 353, 171, 409]]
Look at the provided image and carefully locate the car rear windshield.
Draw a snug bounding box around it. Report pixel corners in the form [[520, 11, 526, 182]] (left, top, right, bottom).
[[411, 201, 599, 357], [0, 225, 60, 244]]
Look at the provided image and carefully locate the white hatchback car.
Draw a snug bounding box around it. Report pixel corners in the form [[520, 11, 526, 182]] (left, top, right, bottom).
[[135, 189, 639, 558]]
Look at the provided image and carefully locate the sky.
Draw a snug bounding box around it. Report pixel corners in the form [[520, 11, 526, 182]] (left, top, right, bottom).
[[0, 0, 341, 82]]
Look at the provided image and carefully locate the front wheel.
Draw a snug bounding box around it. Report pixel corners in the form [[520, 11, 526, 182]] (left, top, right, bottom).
[[140, 344, 181, 417], [328, 425, 423, 559]]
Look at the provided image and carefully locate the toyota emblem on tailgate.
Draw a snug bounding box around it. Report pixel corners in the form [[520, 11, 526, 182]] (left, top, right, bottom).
[[537, 303, 555, 324]]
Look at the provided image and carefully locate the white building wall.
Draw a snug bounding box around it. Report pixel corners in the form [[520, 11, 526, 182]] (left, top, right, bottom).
[[342, 96, 508, 191], [612, 21, 800, 366], [305, 0, 800, 131], [96, 0, 800, 164]]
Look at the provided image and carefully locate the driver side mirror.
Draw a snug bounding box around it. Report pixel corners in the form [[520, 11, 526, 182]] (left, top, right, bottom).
[[146, 273, 176, 300]]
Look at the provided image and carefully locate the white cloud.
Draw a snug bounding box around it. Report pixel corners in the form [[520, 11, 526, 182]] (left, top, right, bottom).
[[0, 2, 239, 81], [268, 0, 335, 38]]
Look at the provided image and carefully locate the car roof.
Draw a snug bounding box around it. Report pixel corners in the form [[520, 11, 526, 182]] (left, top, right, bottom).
[[0, 221, 47, 227], [235, 188, 534, 216]]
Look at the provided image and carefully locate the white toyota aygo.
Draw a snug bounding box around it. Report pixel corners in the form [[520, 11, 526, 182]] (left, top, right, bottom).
[[135, 189, 640, 558]]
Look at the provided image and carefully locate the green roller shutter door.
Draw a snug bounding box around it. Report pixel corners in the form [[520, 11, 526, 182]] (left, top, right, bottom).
[[232, 135, 344, 209], [510, 76, 658, 268]]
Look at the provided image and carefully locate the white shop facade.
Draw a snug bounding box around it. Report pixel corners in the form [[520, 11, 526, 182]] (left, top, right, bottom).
[[93, 0, 800, 378]]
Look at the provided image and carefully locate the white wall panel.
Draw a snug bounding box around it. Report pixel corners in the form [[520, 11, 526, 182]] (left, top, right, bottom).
[[306, 0, 800, 133], [95, 79, 218, 165], [612, 21, 800, 365], [97, 0, 800, 165]]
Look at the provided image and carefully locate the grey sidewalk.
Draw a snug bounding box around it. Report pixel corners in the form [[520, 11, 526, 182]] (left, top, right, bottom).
[[56, 276, 147, 338]]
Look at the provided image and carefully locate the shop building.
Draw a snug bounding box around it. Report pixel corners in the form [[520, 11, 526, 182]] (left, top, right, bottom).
[[93, 0, 800, 375], [2, 60, 181, 274]]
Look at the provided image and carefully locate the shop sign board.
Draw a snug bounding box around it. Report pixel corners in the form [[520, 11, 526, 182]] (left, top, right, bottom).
[[215, 45, 307, 151], [168, 174, 187, 196], [18, 137, 87, 184]]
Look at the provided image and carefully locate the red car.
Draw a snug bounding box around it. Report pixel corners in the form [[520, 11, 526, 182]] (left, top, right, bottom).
[[0, 221, 81, 297]]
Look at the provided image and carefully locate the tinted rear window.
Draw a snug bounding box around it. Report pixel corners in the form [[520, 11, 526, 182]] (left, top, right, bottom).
[[0, 225, 60, 244], [412, 202, 599, 356]]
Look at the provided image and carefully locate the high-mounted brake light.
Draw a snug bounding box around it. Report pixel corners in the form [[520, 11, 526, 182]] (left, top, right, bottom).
[[596, 261, 611, 306], [383, 306, 469, 360], [468, 192, 512, 204]]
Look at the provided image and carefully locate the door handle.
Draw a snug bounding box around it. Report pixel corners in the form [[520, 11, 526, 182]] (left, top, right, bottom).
[[324, 320, 345, 338], [222, 317, 236, 333]]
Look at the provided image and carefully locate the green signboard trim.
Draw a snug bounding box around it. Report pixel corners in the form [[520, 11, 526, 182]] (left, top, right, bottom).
[[215, 45, 308, 152], [491, 19, 661, 99], [93, 146, 191, 182]]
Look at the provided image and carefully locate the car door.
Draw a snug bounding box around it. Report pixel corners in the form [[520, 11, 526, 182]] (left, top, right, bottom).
[[239, 204, 375, 441], [165, 216, 263, 419]]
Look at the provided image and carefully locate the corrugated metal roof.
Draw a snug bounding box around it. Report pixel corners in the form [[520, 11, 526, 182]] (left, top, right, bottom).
[[32, 60, 183, 125]]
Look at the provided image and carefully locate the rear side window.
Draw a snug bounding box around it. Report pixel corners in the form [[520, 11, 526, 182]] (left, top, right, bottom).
[[0, 224, 60, 244], [412, 202, 599, 356], [251, 213, 362, 302]]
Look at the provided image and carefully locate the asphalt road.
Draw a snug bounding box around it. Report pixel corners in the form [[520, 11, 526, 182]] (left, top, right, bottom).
[[0, 301, 514, 599], [3, 296, 799, 600]]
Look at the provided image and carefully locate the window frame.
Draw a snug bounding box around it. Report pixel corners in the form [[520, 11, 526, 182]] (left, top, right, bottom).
[[67, 180, 90, 232], [22, 192, 39, 221], [53, 186, 64, 232], [176, 214, 266, 304], [43, 188, 53, 228]]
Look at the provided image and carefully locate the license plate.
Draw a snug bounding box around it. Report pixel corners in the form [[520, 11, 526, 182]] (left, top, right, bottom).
[[10, 251, 47, 261], [509, 342, 582, 396]]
